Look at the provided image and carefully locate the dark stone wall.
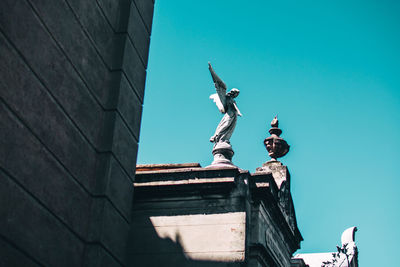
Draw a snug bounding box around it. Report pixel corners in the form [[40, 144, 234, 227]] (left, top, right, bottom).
[[0, 0, 154, 266]]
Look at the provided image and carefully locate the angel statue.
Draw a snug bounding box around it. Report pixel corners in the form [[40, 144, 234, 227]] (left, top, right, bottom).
[[208, 62, 242, 144]]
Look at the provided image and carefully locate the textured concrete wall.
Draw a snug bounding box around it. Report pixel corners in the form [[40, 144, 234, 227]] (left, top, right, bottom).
[[131, 206, 246, 266], [150, 213, 246, 261], [0, 0, 153, 266]]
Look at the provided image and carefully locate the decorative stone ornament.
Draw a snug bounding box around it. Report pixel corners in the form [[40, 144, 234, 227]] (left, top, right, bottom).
[[264, 116, 290, 161], [256, 116, 294, 229]]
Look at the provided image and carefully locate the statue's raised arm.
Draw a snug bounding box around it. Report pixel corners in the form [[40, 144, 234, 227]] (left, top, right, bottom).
[[208, 62, 227, 113]]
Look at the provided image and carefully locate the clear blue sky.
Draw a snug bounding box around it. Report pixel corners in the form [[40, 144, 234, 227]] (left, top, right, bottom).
[[137, 1, 400, 266]]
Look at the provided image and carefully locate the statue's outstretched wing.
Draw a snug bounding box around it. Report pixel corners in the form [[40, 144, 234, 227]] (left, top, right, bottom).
[[210, 93, 225, 113], [208, 63, 227, 113]]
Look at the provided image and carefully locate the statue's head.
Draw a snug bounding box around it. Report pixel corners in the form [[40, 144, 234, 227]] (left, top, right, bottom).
[[228, 88, 240, 98]]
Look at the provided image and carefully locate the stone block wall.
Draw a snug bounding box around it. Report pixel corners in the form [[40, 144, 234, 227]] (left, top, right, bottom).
[[0, 0, 154, 266]]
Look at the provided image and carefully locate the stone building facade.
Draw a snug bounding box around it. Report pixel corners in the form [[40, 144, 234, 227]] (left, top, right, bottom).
[[0, 0, 154, 266], [130, 162, 303, 267]]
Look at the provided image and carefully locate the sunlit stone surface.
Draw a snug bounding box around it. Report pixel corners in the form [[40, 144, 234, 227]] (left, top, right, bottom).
[[150, 213, 245, 262]]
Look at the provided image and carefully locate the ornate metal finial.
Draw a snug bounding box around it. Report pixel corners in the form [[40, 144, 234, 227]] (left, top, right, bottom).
[[264, 115, 290, 161]]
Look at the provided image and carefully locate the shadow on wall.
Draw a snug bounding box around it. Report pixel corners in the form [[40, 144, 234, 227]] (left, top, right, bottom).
[[127, 214, 244, 267]]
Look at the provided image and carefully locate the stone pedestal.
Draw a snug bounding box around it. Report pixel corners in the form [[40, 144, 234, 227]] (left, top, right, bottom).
[[256, 160, 288, 189], [211, 141, 234, 166]]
